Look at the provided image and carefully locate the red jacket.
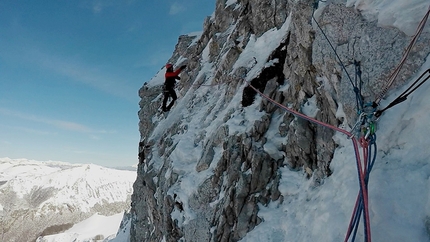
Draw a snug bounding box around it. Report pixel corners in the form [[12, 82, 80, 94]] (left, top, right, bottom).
[[165, 68, 183, 89]]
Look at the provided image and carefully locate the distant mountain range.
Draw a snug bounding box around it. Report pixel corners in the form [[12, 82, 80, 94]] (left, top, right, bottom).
[[0, 157, 136, 242]]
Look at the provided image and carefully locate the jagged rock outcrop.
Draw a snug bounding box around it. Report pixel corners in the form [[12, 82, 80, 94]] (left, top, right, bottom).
[[132, 1, 430, 241]]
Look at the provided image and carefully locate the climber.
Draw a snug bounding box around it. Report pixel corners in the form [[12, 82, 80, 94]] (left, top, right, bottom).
[[162, 63, 186, 112]]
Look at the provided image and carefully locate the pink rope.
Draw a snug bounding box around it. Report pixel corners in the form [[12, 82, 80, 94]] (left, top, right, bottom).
[[246, 82, 371, 241], [375, 5, 430, 104], [246, 83, 353, 137], [352, 138, 371, 242]]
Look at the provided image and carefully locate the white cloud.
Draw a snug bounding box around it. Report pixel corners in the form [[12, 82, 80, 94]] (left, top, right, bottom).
[[79, 0, 136, 14], [0, 108, 107, 134], [169, 2, 185, 15]]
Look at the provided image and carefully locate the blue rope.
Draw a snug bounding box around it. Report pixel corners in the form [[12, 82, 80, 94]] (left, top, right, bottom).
[[366, 134, 377, 183], [312, 2, 365, 115], [347, 134, 377, 242], [313, 2, 378, 241], [312, 3, 355, 88], [352, 200, 363, 241], [354, 61, 365, 112]]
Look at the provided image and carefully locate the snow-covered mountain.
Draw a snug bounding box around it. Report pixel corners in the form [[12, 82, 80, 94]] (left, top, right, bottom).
[[128, 0, 430, 241], [0, 157, 136, 242]]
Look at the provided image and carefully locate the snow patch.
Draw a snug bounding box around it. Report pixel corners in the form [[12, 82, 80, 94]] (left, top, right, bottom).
[[302, 95, 319, 118], [233, 13, 292, 80], [346, 0, 430, 36], [37, 213, 124, 242], [225, 0, 237, 8]]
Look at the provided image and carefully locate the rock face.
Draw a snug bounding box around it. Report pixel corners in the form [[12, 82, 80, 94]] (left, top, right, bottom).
[[132, 1, 430, 242]]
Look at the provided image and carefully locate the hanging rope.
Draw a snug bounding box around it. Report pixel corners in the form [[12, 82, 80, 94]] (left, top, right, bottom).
[[374, 5, 430, 105], [344, 135, 377, 242], [186, 3, 429, 241], [311, 2, 355, 88], [312, 2, 378, 241], [312, 2, 365, 116], [354, 61, 365, 112], [375, 68, 430, 117], [247, 81, 352, 137], [243, 77, 372, 241]]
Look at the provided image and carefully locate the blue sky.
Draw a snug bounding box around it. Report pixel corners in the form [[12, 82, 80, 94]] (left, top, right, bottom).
[[0, 1, 214, 167]]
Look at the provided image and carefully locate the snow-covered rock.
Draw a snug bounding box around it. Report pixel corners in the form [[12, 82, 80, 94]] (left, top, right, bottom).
[[131, 0, 430, 241]]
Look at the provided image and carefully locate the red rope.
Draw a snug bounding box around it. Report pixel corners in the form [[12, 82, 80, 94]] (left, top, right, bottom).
[[245, 82, 371, 241], [191, 71, 374, 240], [375, 5, 430, 104], [246, 83, 353, 137], [344, 192, 361, 241], [354, 138, 371, 241]]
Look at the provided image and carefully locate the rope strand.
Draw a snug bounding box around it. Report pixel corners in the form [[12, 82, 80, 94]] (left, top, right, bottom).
[[375, 69, 430, 117], [243, 78, 373, 241], [374, 5, 430, 105]]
